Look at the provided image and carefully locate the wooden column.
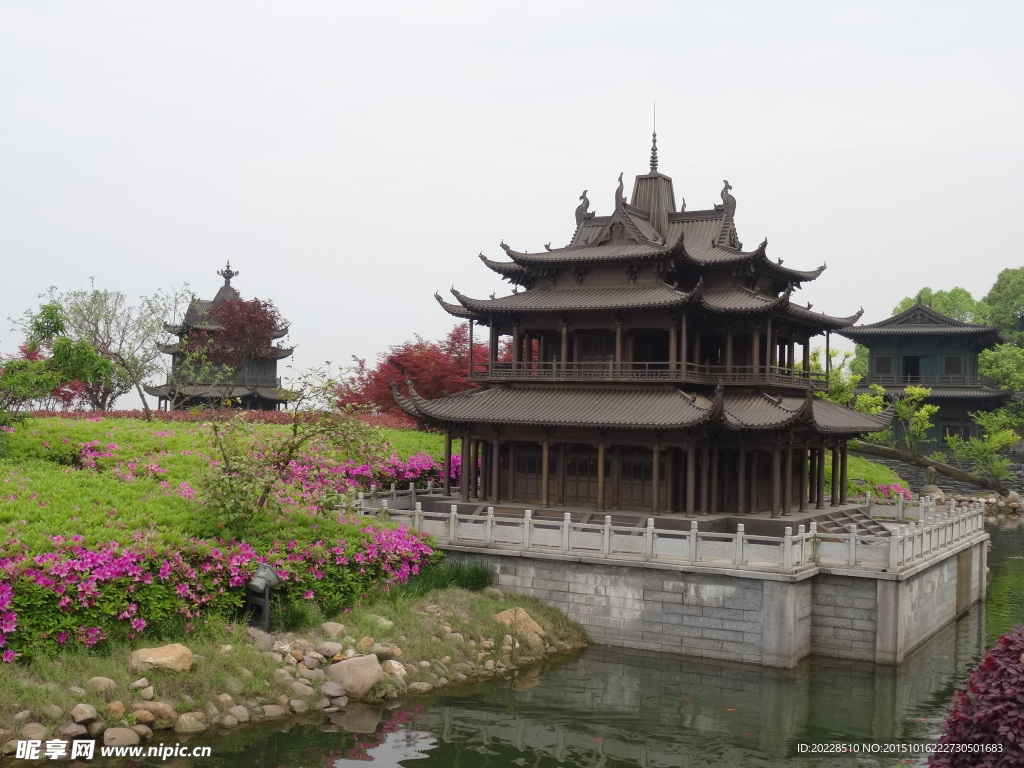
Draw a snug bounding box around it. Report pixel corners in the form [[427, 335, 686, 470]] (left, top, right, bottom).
[[798, 444, 806, 512], [767, 317, 775, 369], [491, 436, 501, 503], [807, 448, 817, 505], [669, 321, 678, 370], [699, 442, 710, 515], [787, 338, 795, 377], [686, 443, 696, 515], [749, 449, 759, 513], [799, 446, 809, 513], [615, 321, 624, 371], [460, 431, 471, 502], [470, 440, 479, 498], [783, 443, 794, 516], [709, 443, 720, 513], [802, 340, 810, 379], [680, 315, 689, 374], [665, 447, 676, 512], [612, 446, 622, 509], [839, 443, 849, 504], [557, 444, 566, 505], [771, 443, 782, 518], [737, 442, 747, 514], [725, 329, 734, 374], [815, 445, 826, 510], [480, 441, 490, 500], [489, 324, 499, 366], [541, 437, 550, 507], [468, 320, 474, 378], [508, 443, 518, 501], [651, 442, 661, 514], [511, 323, 521, 365], [752, 330, 761, 377], [443, 431, 452, 496], [560, 322, 568, 373], [830, 444, 841, 507], [597, 440, 606, 511]]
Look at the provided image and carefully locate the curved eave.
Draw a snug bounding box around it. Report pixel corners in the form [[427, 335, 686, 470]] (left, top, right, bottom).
[[787, 305, 864, 330], [812, 401, 895, 434], [854, 385, 1015, 401], [754, 249, 826, 283], [701, 287, 790, 314], [435, 292, 482, 320], [722, 390, 811, 430], [479, 253, 529, 279]]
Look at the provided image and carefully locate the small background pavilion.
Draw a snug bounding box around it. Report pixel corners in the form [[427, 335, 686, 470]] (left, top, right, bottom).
[[145, 263, 292, 411], [838, 301, 1014, 448], [398, 137, 892, 517]]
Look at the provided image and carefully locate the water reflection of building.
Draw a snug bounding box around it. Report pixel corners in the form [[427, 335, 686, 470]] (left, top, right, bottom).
[[412, 610, 985, 765]]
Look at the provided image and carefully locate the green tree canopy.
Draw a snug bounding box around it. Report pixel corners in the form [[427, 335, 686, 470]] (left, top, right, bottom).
[[983, 267, 1024, 346], [891, 286, 988, 324]]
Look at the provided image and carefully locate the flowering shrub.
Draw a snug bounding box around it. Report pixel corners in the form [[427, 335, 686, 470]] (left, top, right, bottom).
[[873, 482, 913, 501], [0, 519, 436, 662]]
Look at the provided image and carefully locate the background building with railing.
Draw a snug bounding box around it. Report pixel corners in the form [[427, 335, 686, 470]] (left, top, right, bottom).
[[838, 301, 1014, 446]]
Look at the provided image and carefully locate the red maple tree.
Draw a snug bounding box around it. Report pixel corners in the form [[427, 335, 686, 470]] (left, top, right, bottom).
[[183, 298, 288, 368], [338, 323, 492, 412]]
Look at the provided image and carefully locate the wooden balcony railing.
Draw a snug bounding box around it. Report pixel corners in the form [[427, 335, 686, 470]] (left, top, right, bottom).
[[468, 361, 827, 388], [860, 374, 993, 388]]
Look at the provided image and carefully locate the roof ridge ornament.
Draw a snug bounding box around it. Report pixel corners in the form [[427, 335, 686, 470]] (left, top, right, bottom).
[[650, 131, 658, 173], [615, 173, 624, 209], [217, 261, 238, 285], [721, 181, 736, 217], [574, 190, 591, 226]]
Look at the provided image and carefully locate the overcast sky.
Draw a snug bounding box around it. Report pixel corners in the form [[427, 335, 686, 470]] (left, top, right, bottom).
[[2, 1, 1022, 398]]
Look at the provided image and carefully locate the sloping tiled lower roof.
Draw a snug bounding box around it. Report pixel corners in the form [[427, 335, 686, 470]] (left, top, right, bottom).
[[449, 283, 697, 314], [396, 384, 720, 429], [397, 383, 891, 434], [143, 384, 287, 402]]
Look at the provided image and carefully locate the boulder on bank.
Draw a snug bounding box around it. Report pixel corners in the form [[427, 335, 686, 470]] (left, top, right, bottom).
[[128, 643, 193, 672], [327, 654, 385, 700]]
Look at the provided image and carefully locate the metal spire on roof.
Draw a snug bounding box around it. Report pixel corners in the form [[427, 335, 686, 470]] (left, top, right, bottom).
[[218, 261, 238, 285], [650, 101, 658, 173]]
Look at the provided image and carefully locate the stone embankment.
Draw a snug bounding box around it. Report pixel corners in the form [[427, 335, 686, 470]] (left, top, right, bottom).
[[0, 590, 584, 754]]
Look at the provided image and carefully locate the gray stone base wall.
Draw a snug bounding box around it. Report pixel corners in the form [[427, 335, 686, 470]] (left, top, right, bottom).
[[447, 537, 987, 668], [811, 575, 878, 661]]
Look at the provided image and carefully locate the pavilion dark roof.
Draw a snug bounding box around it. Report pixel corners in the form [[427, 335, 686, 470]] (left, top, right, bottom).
[[143, 383, 286, 402], [397, 382, 891, 435], [442, 283, 699, 316], [838, 302, 1005, 344]]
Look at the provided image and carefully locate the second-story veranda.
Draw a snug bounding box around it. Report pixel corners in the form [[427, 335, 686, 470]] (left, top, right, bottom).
[[438, 282, 860, 391]]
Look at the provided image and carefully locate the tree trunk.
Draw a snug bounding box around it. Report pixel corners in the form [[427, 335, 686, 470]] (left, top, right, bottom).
[[851, 440, 1009, 496]]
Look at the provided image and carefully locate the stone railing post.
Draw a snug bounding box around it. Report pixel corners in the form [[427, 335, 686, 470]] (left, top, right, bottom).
[[449, 505, 458, 543], [888, 528, 900, 571], [523, 510, 533, 549], [896, 495, 904, 522], [413, 501, 422, 530], [783, 527, 793, 571], [847, 524, 858, 566], [688, 521, 699, 562], [645, 518, 655, 560], [561, 513, 571, 552], [734, 523, 745, 566], [485, 507, 494, 545], [796, 524, 806, 565], [602, 515, 612, 556]]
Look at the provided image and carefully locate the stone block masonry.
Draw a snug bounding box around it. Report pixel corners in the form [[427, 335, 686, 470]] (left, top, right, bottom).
[[449, 535, 987, 668]]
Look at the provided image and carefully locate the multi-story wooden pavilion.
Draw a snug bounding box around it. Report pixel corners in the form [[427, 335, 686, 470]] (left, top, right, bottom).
[[145, 263, 293, 411], [397, 138, 892, 516]]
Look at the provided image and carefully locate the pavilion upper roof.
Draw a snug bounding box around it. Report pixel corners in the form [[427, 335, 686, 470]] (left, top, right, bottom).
[[165, 261, 289, 338], [838, 302, 1006, 344]]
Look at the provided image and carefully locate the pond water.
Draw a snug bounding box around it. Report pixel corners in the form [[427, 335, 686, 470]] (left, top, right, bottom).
[[96, 522, 1024, 768]]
